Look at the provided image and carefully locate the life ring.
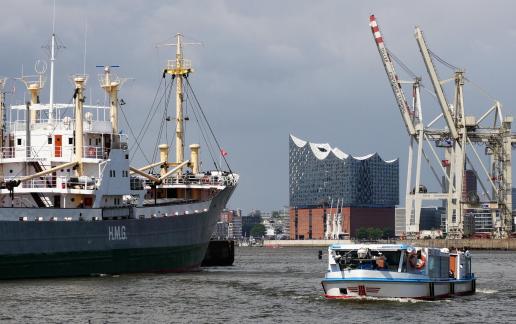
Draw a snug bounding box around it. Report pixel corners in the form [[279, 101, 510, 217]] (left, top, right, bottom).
[[88, 146, 96, 157], [201, 176, 210, 184], [416, 254, 426, 269]]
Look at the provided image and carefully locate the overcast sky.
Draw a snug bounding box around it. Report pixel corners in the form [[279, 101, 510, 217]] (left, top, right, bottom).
[[1, 0, 515, 214]]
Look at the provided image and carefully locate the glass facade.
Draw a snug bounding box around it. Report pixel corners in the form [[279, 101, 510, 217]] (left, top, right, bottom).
[[289, 135, 399, 208]]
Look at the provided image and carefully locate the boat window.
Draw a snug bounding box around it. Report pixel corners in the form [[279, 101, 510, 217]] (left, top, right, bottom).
[[427, 254, 449, 278], [335, 249, 401, 271]]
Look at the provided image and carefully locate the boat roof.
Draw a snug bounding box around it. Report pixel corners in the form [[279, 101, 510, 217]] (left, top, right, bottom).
[[329, 243, 414, 251]]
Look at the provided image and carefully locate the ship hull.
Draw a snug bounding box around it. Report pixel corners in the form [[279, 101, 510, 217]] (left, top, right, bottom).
[[0, 186, 235, 279]]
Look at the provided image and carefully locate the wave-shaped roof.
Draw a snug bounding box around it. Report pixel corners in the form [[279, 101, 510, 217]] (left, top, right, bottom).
[[290, 134, 397, 163]]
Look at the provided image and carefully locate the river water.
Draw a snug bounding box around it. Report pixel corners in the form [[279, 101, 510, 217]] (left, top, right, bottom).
[[0, 247, 514, 323]]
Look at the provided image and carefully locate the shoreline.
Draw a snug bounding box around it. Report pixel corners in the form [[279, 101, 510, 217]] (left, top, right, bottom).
[[261, 239, 516, 250]]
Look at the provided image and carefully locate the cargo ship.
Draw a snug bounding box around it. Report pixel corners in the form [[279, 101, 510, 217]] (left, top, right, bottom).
[[0, 32, 238, 279]]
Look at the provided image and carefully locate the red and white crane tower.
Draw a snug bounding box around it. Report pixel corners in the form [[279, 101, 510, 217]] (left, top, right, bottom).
[[370, 15, 515, 239]]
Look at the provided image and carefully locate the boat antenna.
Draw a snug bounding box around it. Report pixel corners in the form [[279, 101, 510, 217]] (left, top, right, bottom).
[[45, 0, 65, 124], [83, 20, 88, 75]]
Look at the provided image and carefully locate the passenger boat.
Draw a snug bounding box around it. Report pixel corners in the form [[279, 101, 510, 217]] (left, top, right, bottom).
[[0, 30, 238, 279], [321, 243, 476, 299]]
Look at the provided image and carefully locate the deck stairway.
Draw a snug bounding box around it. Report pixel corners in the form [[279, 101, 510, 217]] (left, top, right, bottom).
[[29, 161, 53, 207]]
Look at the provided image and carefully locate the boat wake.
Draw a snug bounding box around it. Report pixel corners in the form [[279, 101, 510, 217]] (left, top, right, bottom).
[[476, 288, 498, 294]]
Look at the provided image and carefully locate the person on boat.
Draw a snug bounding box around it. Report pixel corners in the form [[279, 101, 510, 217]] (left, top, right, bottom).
[[407, 247, 418, 272], [407, 247, 426, 272], [375, 253, 387, 270]]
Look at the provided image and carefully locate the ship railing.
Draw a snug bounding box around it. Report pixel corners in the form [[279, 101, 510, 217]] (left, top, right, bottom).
[[132, 172, 235, 188], [2, 175, 97, 190], [0, 145, 113, 160], [83, 146, 103, 159], [7, 119, 113, 133], [160, 174, 226, 186], [167, 59, 192, 71], [0, 147, 15, 158]]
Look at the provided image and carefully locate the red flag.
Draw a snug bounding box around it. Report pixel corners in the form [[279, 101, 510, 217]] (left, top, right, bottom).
[[220, 148, 228, 157]]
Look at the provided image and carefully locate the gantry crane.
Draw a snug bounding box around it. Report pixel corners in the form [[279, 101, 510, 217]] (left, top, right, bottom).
[[370, 15, 515, 238]]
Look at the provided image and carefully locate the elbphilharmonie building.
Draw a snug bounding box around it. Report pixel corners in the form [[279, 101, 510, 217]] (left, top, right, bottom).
[[289, 134, 398, 239]]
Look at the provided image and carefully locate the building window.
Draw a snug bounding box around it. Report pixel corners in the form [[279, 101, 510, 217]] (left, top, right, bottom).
[[17, 138, 22, 146], [69, 137, 73, 145], [48, 137, 52, 144]]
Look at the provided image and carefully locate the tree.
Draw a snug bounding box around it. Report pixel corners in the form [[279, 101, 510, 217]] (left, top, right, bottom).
[[369, 228, 383, 240], [382, 228, 394, 239], [356, 227, 386, 240], [356, 228, 369, 240], [250, 224, 266, 238]]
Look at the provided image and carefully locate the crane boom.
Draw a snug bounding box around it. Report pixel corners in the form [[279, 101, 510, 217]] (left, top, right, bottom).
[[369, 15, 417, 136], [414, 27, 459, 140]]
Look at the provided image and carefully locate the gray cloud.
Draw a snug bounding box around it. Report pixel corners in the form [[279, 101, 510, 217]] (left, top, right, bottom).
[[0, 0, 514, 213]]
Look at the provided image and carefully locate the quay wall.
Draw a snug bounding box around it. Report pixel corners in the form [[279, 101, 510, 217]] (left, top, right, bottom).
[[262, 239, 516, 250]]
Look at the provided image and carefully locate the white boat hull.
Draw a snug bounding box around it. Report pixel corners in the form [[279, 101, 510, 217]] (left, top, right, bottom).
[[322, 278, 475, 299]]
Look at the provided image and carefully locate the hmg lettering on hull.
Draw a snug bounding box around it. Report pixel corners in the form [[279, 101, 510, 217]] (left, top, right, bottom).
[[108, 226, 127, 241]]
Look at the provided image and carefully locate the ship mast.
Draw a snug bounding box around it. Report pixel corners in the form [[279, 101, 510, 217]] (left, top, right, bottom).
[[164, 34, 193, 167], [99, 66, 126, 149], [175, 34, 185, 165], [73, 75, 87, 176], [49, 1, 57, 124], [49, 33, 56, 124], [0, 78, 5, 147]]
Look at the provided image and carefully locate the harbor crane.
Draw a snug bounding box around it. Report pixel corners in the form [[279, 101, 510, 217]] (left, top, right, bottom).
[[370, 15, 515, 238]]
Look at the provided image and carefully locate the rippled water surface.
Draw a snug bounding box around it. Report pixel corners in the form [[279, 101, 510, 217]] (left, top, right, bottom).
[[0, 247, 514, 323]]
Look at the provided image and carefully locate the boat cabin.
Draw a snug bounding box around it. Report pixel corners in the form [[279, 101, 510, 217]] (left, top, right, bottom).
[[328, 244, 473, 280]]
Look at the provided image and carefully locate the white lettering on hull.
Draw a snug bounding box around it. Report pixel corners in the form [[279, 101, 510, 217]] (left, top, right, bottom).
[[108, 226, 127, 241]]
